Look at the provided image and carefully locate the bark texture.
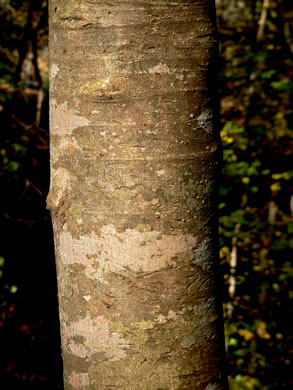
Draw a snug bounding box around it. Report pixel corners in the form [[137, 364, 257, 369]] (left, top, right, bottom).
[[48, 0, 227, 389]]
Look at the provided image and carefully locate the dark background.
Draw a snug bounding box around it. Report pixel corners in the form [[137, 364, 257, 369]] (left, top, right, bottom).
[[0, 1, 292, 389]]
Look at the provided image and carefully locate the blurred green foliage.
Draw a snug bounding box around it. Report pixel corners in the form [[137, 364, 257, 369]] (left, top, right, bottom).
[[0, 0, 48, 295], [217, 0, 293, 388]]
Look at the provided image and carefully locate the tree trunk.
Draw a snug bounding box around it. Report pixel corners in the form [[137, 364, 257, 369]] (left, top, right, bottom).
[[48, 0, 227, 389]]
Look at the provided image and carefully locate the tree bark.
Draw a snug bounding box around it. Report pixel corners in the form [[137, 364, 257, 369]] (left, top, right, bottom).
[[48, 0, 227, 389]]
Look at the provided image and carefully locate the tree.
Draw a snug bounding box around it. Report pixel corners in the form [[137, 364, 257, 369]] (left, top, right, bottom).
[[47, 0, 228, 388]]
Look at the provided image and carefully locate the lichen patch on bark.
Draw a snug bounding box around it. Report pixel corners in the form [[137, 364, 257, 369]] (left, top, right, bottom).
[[179, 295, 217, 350], [67, 314, 129, 361], [51, 137, 81, 166], [205, 383, 223, 390], [50, 63, 59, 90], [148, 62, 171, 75], [181, 296, 217, 348], [48, 167, 72, 210], [50, 98, 90, 136], [59, 225, 197, 281], [68, 371, 90, 388], [197, 108, 214, 134], [79, 80, 111, 96], [155, 309, 178, 324], [193, 237, 214, 272], [57, 0, 79, 20]]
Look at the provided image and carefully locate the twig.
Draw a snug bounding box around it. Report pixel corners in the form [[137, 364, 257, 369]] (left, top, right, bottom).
[[256, 0, 270, 43], [36, 88, 44, 127], [226, 223, 241, 318]]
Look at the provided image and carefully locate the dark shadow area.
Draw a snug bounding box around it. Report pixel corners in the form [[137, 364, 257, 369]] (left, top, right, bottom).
[[0, 89, 63, 388], [0, 1, 63, 388]]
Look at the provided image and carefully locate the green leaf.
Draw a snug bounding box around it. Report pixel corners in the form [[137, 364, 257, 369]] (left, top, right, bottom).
[[261, 69, 277, 79], [8, 161, 20, 172], [10, 285, 18, 294], [271, 78, 293, 91], [288, 221, 293, 234]]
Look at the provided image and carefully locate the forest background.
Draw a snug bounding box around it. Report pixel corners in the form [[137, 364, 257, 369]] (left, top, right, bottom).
[[0, 0, 292, 389]]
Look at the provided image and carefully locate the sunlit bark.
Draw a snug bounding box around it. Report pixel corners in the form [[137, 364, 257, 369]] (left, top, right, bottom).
[[48, 1, 227, 388]]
